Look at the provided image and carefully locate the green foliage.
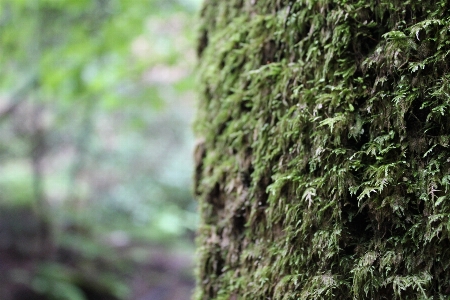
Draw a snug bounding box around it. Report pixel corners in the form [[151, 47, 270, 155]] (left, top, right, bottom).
[[31, 263, 88, 300], [0, 163, 35, 206], [0, 0, 199, 241], [0, 0, 199, 297], [194, 0, 450, 298], [29, 261, 129, 300]]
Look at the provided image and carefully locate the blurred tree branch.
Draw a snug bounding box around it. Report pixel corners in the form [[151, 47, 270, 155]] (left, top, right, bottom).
[[0, 74, 38, 122]]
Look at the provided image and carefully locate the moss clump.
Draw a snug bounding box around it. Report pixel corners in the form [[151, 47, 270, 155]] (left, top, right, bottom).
[[194, 0, 450, 299]]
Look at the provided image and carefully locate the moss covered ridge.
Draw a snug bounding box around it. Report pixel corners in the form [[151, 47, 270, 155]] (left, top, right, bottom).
[[194, 0, 450, 299]]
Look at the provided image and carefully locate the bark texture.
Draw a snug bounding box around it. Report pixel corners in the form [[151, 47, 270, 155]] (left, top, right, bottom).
[[194, 0, 450, 298]]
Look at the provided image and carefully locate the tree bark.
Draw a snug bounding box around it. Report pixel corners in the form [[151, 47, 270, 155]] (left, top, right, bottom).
[[194, 0, 450, 298]]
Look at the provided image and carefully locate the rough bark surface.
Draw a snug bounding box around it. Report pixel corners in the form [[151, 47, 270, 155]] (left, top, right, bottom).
[[193, 0, 450, 299]]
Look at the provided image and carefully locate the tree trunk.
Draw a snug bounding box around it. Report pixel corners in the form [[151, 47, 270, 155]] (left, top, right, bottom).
[[193, 0, 450, 298]]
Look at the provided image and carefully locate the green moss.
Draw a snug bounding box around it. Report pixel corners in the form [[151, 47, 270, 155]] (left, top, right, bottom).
[[194, 0, 450, 298]]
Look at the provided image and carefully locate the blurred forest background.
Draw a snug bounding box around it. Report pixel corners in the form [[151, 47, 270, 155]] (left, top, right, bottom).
[[0, 0, 200, 299]]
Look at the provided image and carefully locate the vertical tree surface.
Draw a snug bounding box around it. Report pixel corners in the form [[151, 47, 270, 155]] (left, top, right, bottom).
[[193, 0, 450, 298]]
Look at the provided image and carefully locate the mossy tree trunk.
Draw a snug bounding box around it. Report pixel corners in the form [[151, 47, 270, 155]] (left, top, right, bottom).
[[193, 0, 450, 298]]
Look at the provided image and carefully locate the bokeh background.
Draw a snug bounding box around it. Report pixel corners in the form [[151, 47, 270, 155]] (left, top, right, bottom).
[[0, 0, 201, 299]]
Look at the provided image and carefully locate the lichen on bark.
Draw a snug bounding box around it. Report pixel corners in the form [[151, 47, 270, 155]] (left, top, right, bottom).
[[194, 0, 450, 299]]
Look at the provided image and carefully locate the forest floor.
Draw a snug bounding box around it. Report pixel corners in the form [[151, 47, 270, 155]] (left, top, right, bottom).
[[0, 208, 195, 300]]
